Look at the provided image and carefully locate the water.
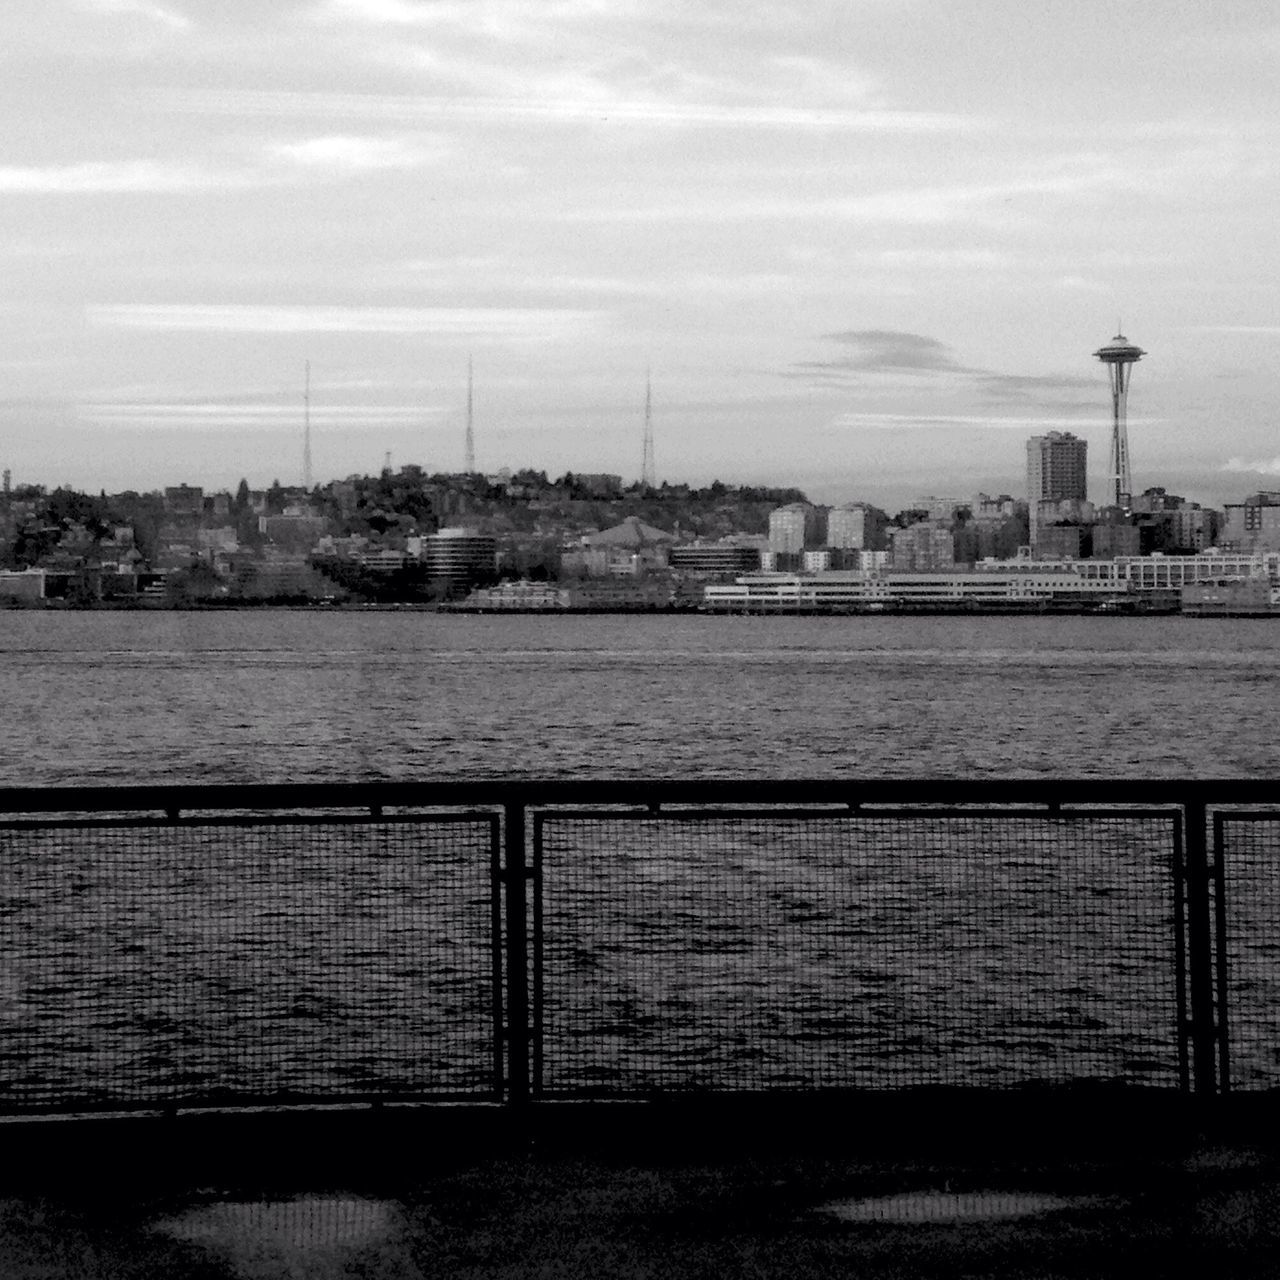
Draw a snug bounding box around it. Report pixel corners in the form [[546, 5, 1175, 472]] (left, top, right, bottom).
[[2, 612, 1278, 1106], [1, 611, 1278, 785]]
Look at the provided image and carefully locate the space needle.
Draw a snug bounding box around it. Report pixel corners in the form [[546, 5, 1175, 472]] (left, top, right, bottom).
[[1094, 330, 1146, 508]]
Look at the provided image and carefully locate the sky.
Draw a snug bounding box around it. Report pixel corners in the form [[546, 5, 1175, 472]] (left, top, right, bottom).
[[3, 0, 1280, 510]]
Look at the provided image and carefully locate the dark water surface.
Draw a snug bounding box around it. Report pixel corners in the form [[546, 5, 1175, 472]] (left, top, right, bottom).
[[1, 610, 1278, 784], [3, 611, 1278, 1105]]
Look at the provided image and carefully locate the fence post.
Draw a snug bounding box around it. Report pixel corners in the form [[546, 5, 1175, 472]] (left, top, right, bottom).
[[1184, 800, 1219, 1096], [503, 801, 530, 1108]]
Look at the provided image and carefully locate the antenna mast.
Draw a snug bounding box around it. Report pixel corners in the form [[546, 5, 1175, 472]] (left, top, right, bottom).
[[303, 360, 313, 491], [465, 356, 475, 474], [641, 368, 655, 489]]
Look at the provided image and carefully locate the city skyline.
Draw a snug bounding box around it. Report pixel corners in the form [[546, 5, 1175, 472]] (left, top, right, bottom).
[[3, 1, 1280, 508]]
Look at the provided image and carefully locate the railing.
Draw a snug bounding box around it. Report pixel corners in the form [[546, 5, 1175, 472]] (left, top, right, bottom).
[[1, 779, 1276, 1116]]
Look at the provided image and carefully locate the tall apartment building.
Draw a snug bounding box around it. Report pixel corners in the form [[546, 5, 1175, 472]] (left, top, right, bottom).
[[1027, 432, 1087, 553], [768, 503, 821, 568], [826, 503, 888, 554], [889, 520, 955, 573]]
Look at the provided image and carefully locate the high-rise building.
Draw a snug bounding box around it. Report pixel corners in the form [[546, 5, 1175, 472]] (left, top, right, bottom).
[[1027, 432, 1087, 503], [768, 503, 820, 555], [827, 503, 887, 552], [1027, 432, 1087, 553]]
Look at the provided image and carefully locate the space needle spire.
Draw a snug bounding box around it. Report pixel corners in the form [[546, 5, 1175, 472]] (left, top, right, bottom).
[[1094, 329, 1145, 508]]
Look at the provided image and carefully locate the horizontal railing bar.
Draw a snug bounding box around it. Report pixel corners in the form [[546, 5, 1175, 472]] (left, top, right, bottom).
[[535, 806, 1187, 823], [0, 1090, 501, 1118], [2, 778, 1280, 815], [0, 812, 499, 831]]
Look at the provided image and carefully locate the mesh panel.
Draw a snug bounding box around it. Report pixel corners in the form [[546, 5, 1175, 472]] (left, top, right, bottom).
[[0, 817, 498, 1111], [535, 813, 1180, 1093], [1219, 817, 1280, 1090]]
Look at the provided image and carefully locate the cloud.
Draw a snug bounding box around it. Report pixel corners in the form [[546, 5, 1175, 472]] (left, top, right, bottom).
[[158, 89, 980, 134], [87, 304, 605, 338], [787, 332, 1110, 414], [80, 401, 440, 429], [829, 413, 1109, 432], [268, 134, 443, 170], [0, 161, 237, 193], [802, 330, 981, 375], [1188, 326, 1280, 335], [75, 0, 191, 28], [1221, 456, 1280, 476]]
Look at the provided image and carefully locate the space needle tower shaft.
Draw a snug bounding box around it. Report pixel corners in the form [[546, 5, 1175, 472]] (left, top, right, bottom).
[[1093, 331, 1145, 508]]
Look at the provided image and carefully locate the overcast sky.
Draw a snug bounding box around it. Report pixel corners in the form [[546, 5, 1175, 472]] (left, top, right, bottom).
[[3, 0, 1279, 509]]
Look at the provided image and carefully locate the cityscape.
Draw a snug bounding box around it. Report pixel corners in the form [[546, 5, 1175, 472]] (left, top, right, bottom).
[[3, 331, 1280, 616]]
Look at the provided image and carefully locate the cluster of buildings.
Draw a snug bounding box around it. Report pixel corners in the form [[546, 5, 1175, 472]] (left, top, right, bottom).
[[681, 435, 1280, 616], [0, 475, 503, 606], [6, 321, 1280, 615]]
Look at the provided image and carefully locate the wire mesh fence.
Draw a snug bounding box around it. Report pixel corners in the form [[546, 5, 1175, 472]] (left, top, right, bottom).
[[1217, 815, 1280, 1091], [0, 814, 500, 1112], [534, 811, 1184, 1094], [5, 783, 1280, 1113]]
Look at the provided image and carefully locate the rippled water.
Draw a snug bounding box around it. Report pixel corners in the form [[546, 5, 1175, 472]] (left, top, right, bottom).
[[1, 610, 1278, 784], [2, 611, 1277, 1106]]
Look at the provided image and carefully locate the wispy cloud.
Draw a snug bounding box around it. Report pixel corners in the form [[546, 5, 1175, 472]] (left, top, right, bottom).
[[0, 161, 237, 194], [80, 401, 440, 429], [75, 0, 191, 29], [157, 88, 980, 133], [829, 413, 1111, 432], [268, 134, 444, 170], [798, 330, 982, 376], [87, 304, 605, 337], [1188, 326, 1280, 335], [1221, 456, 1280, 475]]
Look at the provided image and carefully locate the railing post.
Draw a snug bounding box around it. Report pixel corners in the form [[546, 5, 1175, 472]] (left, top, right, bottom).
[[1184, 800, 1219, 1096], [503, 801, 530, 1108]]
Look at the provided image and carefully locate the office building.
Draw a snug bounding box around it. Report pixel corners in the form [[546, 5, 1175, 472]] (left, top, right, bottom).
[[1027, 432, 1087, 553]]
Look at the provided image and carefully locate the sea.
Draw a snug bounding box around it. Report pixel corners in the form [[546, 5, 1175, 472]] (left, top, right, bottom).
[[2, 611, 1278, 1107], [1, 609, 1278, 785]]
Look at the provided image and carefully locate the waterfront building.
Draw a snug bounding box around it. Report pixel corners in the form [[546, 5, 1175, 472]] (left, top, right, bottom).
[[0, 568, 45, 601], [702, 569, 1126, 612], [1183, 579, 1280, 616], [423, 527, 498, 594], [668, 542, 763, 575], [988, 550, 1280, 593]]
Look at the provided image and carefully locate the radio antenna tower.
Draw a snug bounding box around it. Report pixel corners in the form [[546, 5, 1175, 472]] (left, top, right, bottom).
[[641, 368, 655, 489], [302, 360, 313, 491], [464, 356, 475, 474], [1094, 328, 1145, 507]]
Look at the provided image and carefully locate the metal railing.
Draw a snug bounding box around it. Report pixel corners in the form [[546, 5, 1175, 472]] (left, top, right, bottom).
[[1, 779, 1276, 1115]]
